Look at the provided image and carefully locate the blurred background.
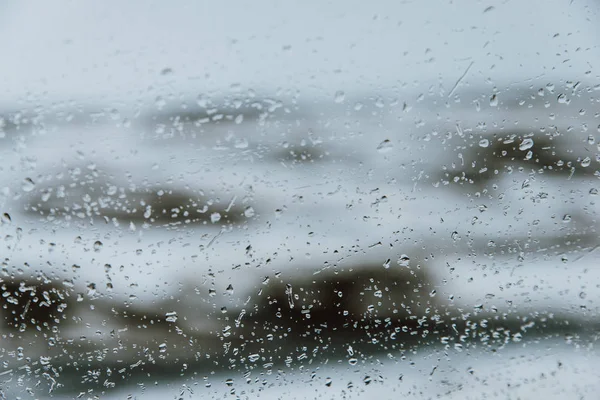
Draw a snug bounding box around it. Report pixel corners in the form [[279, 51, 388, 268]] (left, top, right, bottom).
[[1, 1, 600, 399]]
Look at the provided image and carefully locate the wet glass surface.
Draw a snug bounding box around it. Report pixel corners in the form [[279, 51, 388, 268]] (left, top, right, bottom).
[[1, 1, 600, 399]]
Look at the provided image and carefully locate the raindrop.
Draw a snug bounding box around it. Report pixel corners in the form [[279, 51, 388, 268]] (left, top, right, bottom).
[[41, 190, 51, 202], [248, 354, 260, 362], [334, 91, 345, 103], [93, 241, 103, 252], [557, 93, 568, 104], [581, 157, 591, 167], [325, 378, 333, 387], [1, 213, 11, 224], [222, 326, 231, 337], [159, 343, 167, 353], [587, 135, 595, 145], [377, 139, 393, 153], [22, 178, 35, 192], [210, 212, 221, 223], [478, 139, 489, 148], [519, 138, 534, 151], [225, 284, 234, 295], [590, 188, 598, 195], [383, 258, 391, 269], [285, 284, 294, 309], [489, 94, 498, 107], [165, 311, 178, 323], [244, 206, 255, 218], [348, 358, 358, 366], [562, 214, 572, 223], [397, 254, 410, 267]]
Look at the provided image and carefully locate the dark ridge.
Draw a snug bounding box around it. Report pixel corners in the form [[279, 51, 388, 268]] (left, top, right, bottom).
[[0, 279, 71, 332], [270, 143, 330, 164], [24, 180, 253, 227], [140, 96, 299, 141], [250, 264, 439, 339], [436, 130, 598, 189]]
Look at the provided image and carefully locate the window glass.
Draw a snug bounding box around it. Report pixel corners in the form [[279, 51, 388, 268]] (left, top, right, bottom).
[[1, 1, 599, 399]]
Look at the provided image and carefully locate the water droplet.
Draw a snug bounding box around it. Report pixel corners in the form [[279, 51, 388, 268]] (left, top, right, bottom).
[[248, 354, 260, 362], [376, 139, 393, 153], [165, 311, 178, 323], [334, 91, 345, 103], [225, 284, 234, 295], [562, 214, 572, 223], [210, 212, 221, 223], [348, 358, 358, 366], [451, 231, 460, 241], [285, 284, 294, 309], [397, 254, 410, 267], [159, 343, 167, 352], [581, 157, 591, 167], [325, 377, 333, 387], [244, 206, 255, 218], [22, 178, 35, 192], [557, 93, 568, 104], [519, 138, 534, 151], [478, 139, 489, 148], [41, 190, 51, 202], [587, 135, 595, 145], [489, 94, 498, 107], [93, 241, 103, 252], [222, 326, 231, 337], [382, 258, 391, 269], [1, 213, 11, 224], [589, 188, 598, 195]]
